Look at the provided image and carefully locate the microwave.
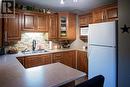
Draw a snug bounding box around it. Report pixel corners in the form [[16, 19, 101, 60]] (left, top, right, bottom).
[[80, 27, 89, 36]]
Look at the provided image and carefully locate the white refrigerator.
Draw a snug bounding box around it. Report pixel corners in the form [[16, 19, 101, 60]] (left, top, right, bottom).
[[88, 21, 117, 87]]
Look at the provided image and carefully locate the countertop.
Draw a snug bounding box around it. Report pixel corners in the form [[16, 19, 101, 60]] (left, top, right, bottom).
[[16, 48, 87, 57], [0, 48, 86, 87]]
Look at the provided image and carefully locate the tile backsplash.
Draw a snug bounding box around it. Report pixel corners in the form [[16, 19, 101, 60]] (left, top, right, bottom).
[[13, 32, 49, 51]]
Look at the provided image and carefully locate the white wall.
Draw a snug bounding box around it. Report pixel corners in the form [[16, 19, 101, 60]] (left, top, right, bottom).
[[118, 0, 130, 87], [70, 15, 87, 49]]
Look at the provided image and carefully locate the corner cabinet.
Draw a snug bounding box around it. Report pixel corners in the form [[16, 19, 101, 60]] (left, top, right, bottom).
[[58, 12, 76, 40], [4, 12, 21, 42]]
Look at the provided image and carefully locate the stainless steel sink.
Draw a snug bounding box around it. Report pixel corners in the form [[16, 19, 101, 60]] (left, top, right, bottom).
[[22, 49, 49, 54]]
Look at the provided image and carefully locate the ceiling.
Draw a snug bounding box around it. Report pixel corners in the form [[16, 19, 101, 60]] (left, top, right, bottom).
[[16, 0, 117, 14]]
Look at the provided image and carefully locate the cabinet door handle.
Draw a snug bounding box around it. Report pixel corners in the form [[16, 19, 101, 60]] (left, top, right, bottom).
[[5, 31, 7, 42]]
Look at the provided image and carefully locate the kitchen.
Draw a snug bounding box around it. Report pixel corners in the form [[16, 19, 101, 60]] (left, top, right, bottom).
[[0, 0, 130, 87]]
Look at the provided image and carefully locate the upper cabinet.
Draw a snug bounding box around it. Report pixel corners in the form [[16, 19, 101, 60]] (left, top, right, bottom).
[[79, 13, 92, 27], [92, 8, 106, 23], [37, 14, 50, 32], [105, 4, 118, 21], [22, 12, 36, 31], [49, 12, 76, 41], [58, 12, 76, 40], [79, 3, 118, 24], [48, 13, 58, 40], [21, 11, 50, 32], [0, 18, 2, 47], [92, 3, 118, 23], [4, 12, 21, 42]]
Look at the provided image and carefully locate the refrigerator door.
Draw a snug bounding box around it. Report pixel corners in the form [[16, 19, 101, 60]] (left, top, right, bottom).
[[88, 21, 116, 47], [88, 45, 116, 87]]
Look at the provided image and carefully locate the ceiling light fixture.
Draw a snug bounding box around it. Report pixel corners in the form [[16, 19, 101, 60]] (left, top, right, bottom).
[[60, 0, 64, 4], [60, 0, 78, 5], [73, 0, 78, 2]]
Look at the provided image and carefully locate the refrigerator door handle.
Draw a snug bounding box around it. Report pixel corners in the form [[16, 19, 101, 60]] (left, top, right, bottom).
[[89, 44, 116, 48]]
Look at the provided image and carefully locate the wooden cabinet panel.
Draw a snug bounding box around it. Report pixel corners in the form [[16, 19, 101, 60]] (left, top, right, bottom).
[[0, 18, 2, 47], [37, 14, 47, 32], [48, 14, 58, 40], [17, 57, 25, 66], [22, 13, 36, 31], [58, 12, 76, 40], [52, 52, 64, 64], [4, 12, 21, 41], [79, 13, 92, 27], [68, 13, 76, 40], [63, 51, 76, 68], [24, 54, 51, 68], [79, 15, 87, 26], [106, 5, 118, 21], [92, 8, 106, 23], [37, 14, 50, 32], [77, 51, 88, 73]]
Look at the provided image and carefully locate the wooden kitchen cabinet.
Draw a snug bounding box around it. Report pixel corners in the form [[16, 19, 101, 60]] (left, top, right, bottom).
[[106, 4, 118, 21], [77, 51, 88, 73], [58, 12, 76, 40], [92, 3, 118, 23], [17, 57, 25, 66], [62, 51, 76, 68], [48, 13, 58, 40], [4, 12, 21, 42], [22, 12, 37, 31], [52, 51, 76, 68], [52, 52, 64, 64], [79, 13, 92, 27], [0, 18, 2, 47], [92, 7, 106, 23], [37, 14, 48, 32], [24, 54, 51, 68]]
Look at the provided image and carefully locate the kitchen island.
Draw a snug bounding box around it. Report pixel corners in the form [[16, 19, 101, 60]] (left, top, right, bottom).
[[0, 53, 86, 87]]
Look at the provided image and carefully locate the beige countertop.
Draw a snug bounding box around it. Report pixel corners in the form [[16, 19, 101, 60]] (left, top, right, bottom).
[[0, 48, 87, 87], [0, 53, 86, 87], [16, 48, 87, 57]]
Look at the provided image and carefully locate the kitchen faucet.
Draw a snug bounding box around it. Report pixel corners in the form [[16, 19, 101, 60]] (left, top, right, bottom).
[[32, 40, 36, 51]]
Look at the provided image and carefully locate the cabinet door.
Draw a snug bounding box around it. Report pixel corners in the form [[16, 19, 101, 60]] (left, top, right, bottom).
[[77, 51, 88, 73], [68, 13, 76, 40], [59, 12, 68, 39], [41, 54, 51, 65], [63, 51, 76, 68], [106, 5, 118, 21], [37, 14, 48, 32], [52, 52, 64, 64], [22, 13, 36, 31], [79, 15, 88, 26], [24, 54, 51, 68], [0, 18, 2, 47], [48, 14, 58, 40], [92, 8, 106, 23], [4, 12, 21, 41]]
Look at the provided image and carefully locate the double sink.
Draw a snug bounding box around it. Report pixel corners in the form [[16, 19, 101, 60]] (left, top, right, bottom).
[[22, 49, 49, 54]]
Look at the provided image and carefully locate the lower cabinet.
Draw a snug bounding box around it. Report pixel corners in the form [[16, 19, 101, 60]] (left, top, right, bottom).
[[52, 51, 76, 69], [17, 50, 88, 73], [17, 54, 51, 68], [77, 51, 88, 73], [62, 51, 76, 69]]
